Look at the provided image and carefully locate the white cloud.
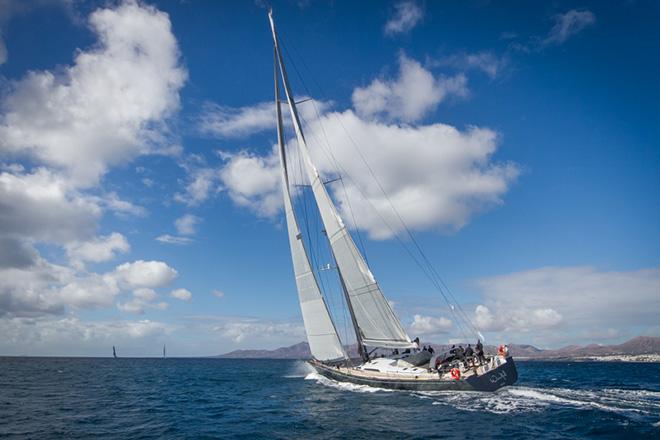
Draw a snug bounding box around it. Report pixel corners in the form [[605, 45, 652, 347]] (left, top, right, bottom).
[[409, 314, 452, 336], [114, 260, 178, 289], [313, 112, 517, 239], [543, 9, 596, 46], [155, 234, 194, 245], [217, 109, 517, 238], [384, 1, 424, 36], [197, 98, 330, 139], [0, 316, 173, 356], [174, 168, 217, 206], [65, 232, 130, 268], [473, 266, 660, 346], [352, 54, 468, 123], [170, 288, 191, 301], [101, 192, 147, 217], [213, 318, 305, 343], [0, 168, 101, 243], [0, 1, 187, 187], [57, 272, 121, 309], [198, 101, 274, 138], [133, 288, 157, 301], [218, 149, 281, 217], [175, 214, 200, 235], [212, 290, 225, 299], [433, 51, 509, 79]]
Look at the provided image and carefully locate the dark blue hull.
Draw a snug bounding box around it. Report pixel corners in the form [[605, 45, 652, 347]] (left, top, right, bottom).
[[311, 357, 518, 392]]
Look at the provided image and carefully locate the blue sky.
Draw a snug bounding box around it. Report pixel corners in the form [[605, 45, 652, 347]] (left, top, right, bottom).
[[0, 0, 658, 356]]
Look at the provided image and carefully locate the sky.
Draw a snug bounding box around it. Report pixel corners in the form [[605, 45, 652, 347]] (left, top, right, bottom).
[[0, 0, 658, 356]]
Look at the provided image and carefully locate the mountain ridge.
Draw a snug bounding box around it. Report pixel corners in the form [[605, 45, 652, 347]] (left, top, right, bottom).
[[215, 336, 660, 361]]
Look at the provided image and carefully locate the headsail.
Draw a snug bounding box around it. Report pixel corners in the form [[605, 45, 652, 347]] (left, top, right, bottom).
[[274, 40, 347, 362], [269, 12, 415, 350]]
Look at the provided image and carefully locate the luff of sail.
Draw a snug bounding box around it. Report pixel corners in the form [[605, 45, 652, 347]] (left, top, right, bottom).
[[269, 12, 415, 350], [273, 39, 347, 362]]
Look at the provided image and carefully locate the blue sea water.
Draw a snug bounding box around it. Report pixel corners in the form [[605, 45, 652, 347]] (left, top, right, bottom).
[[0, 358, 658, 439]]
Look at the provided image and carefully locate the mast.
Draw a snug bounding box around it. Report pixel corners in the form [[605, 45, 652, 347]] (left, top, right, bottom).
[[269, 11, 414, 351], [273, 25, 347, 363]]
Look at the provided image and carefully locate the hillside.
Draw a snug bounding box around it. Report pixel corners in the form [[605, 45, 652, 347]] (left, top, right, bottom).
[[216, 336, 660, 361]]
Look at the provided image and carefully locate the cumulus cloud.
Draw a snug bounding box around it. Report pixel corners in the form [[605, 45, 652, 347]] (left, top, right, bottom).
[[216, 108, 517, 238], [352, 54, 468, 123], [0, 168, 100, 243], [0, 256, 182, 318], [175, 214, 200, 235], [543, 9, 596, 46], [409, 314, 452, 336], [473, 266, 660, 346], [314, 112, 517, 239], [218, 149, 281, 217], [114, 260, 178, 289], [384, 0, 424, 36], [65, 232, 130, 268], [174, 168, 218, 206], [170, 288, 192, 301], [0, 1, 187, 187]]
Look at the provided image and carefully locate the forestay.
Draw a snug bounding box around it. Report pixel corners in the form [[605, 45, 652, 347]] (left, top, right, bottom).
[[274, 55, 347, 362], [269, 12, 415, 350]]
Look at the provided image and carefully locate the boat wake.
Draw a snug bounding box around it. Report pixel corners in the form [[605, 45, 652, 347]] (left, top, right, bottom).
[[305, 372, 658, 425], [283, 361, 316, 378], [304, 371, 393, 393], [420, 386, 660, 422]]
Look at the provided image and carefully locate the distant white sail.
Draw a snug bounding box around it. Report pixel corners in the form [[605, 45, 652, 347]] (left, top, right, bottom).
[[274, 55, 346, 362], [269, 12, 414, 350]]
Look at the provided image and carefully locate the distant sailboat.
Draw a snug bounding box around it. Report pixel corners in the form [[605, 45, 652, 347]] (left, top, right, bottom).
[[268, 10, 517, 391], [112, 346, 117, 359], [163, 344, 166, 358]]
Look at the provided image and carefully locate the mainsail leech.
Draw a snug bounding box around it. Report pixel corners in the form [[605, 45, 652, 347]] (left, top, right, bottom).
[[269, 12, 415, 350], [274, 45, 347, 362]]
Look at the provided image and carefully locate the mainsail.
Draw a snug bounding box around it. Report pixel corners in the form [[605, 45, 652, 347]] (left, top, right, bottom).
[[274, 44, 347, 362], [269, 12, 415, 350]]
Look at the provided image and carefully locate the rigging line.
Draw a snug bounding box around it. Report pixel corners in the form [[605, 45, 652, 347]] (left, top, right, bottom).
[[279, 31, 477, 342], [278, 35, 371, 265]]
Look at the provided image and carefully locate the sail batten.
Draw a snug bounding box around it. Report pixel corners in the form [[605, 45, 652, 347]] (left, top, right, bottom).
[[269, 12, 415, 350]]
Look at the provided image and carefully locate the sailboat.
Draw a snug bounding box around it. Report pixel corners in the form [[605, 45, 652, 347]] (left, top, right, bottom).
[[163, 344, 166, 358], [268, 11, 517, 391], [112, 346, 117, 359]]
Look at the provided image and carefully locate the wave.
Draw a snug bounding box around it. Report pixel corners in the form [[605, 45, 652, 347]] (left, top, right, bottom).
[[283, 361, 316, 378], [304, 372, 393, 393], [420, 386, 659, 423], [304, 372, 659, 425]]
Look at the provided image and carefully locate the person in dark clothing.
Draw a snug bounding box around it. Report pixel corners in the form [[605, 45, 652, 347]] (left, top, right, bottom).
[[464, 344, 474, 366], [428, 346, 434, 354], [475, 340, 485, 364], [456, 345, 465, 362], [413, 337, 420, 348]]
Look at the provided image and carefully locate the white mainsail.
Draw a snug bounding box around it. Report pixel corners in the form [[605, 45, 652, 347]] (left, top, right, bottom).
[[274, 51, 347, 362], [269, 12, 415, 350]]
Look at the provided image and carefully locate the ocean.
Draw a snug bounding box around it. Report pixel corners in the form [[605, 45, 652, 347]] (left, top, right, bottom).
[[0, 357, 658, 439]]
